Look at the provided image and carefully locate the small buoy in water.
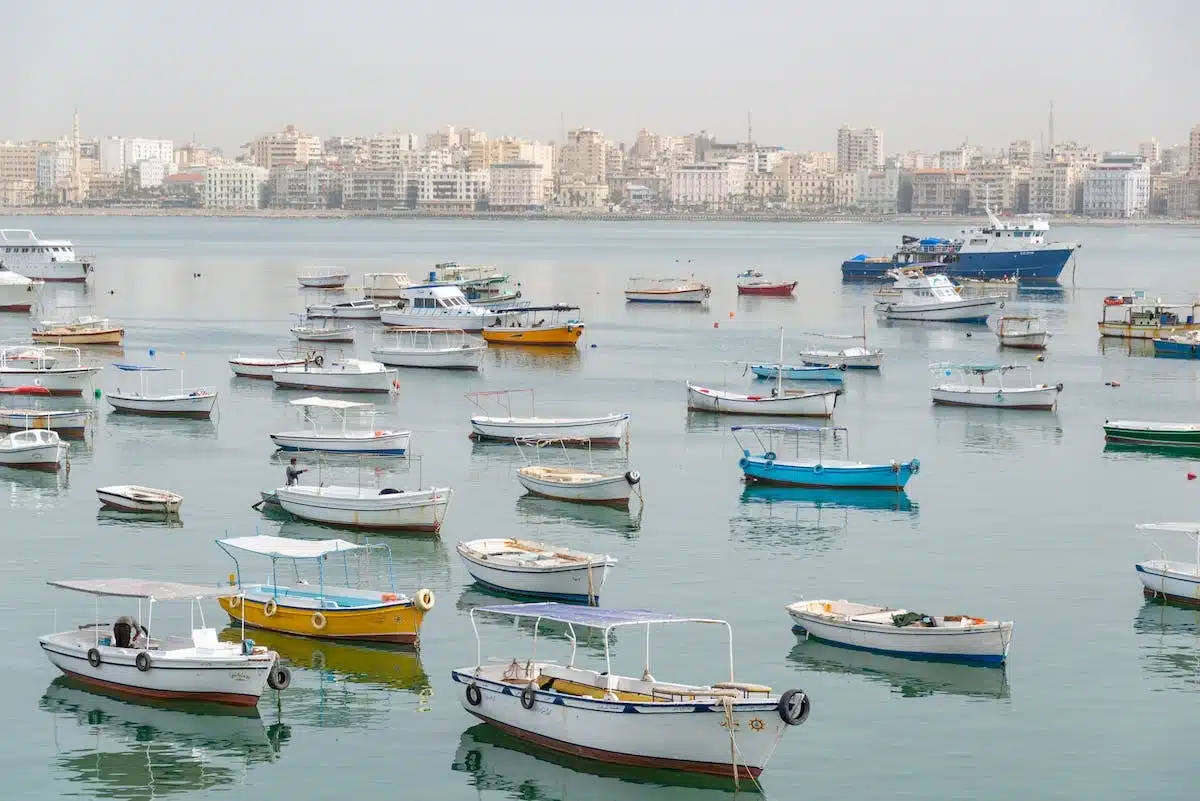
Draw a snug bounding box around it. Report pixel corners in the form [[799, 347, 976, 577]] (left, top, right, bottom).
[[108, 289, 114, 295], [1105, 380, 1121, 387], [148, 347, 156, 357], [965, 332, 972, 338], [590, 343, 597, 349], [713, 322, 719, 329], [1189, 472, 1197, 481], [1036, 354, 1046, 362], [93, 388, 102, 398], [728, 311, 735, 319]]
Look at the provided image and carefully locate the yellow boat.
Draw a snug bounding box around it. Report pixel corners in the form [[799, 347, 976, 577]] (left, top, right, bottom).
[[216, 534, 434, 646], [32, 314, 125, 346], [483, 305, 585, 347]]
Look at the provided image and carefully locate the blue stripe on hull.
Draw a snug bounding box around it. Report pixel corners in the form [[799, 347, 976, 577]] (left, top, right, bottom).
[[275, 444, 408, 455], [842, 248, 1072, 282], [741, 459, 915, 490], [468, 575, 598, 604], [791, 626, 1006, 666]]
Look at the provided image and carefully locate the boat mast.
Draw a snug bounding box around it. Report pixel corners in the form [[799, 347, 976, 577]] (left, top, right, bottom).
[[777, 326, 785, 396]]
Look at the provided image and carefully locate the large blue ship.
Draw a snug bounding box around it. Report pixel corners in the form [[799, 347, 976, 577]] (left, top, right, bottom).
[[842, 210, 1079, 283]]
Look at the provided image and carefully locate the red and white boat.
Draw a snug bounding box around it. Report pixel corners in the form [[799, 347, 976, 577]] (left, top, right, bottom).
[[0, 267, 42, 311], [228, 349, 311, 379], [736, 269, 796, 297]]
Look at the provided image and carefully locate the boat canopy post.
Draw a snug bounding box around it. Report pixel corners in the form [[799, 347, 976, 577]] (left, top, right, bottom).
[[723, 620, 735, 683], [318, 554, 326, 602], [470, 608, 483, 671], [566, 622, 577, 667], [644, 623, 652, 680]]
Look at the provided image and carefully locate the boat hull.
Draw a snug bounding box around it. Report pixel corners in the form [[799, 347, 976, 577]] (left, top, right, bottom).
[[750, 365, 844, 382], [842, 247, 1073, 283], [1136, 562, 1200, 606], [687, 384, 836, 417], [740, 456, 916, 490], [370, 347, 485, 370], [1152, 339, 1200, 358], [1098, 322, 1200, 340], [737, 282, 796, 296], [624, 289, 710, 303], [38, 636, 274, 707], [469, 415, 630, 445], [106, 393, 217, 418], [875, 297, 1001, 323], [31, 329, 124, 346], [449, 670, 785, 778], [931, 385, 1059, 410], [269, 430, 410, 455], [516, 470, 633, 506], [96, 488, 182, 514], [229, 359, 307, 378], [217, 595, 425, 645], [457, 551, 612, 603], [800, 349, 882, 370], [380, 310, 493, 332], [998, 332, 1050, 349], [482, 325, 584, 346], [298, 275, 348, 289], [788, 611, 1011, 665], [0, 409, 89, 436], [271, 367, 398, 393], [274, 486, 452, 532], [0, 367, 98, 395], [1103, 422, 1200, 448], [0, 441, 67, 471]]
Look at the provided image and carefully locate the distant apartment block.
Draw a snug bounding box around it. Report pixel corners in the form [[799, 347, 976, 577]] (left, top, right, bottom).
[[488, 161, 545, 210], [1138, 138, 1161, 168], [246, 125, 322, 169], [1083, 155, 1150, 218], [836, 126, 883, 172], [1191, 125, 1200, 179], [910, 170, 969, 214], [670, 159, 747, 209], [1161, 144, 1189, 175], [854, 169, 900, 214], [1029, 161, 1083, 214], [1008, 139, 1032, 166], [203, 164, 268, 209], [967, 164, 1022, 212], [559, 129, 608, 184], [342, 168, 409, 209], [268, 165, 339, 209], [410, 168, 488, 211], [367, 132, 419, 166], [98, 137, 173, 175]]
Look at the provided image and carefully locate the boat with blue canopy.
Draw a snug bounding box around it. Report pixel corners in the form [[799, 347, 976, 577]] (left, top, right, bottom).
[[731, 424, 919, 490], [451, 602, 811, 781], [106, 364, 217, 418]]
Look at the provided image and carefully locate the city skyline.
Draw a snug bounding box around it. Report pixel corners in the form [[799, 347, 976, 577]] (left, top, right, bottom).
[[6, 0, 1198, 154]]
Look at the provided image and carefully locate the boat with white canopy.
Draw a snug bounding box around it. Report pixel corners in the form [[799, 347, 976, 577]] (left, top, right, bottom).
[[39, 578, 290, 707], [786, 599, 1013, 665], [0, 346, 100, 396], [468, 389, 630, 446], [452, 603, 810, 780], [215, 535, 435, 645], [800, 308, 883, 369], [106, 364, 217, 418], [269, 396, 410, 455], [731, 425, 919, 490], [305, 298, 398, 320], [96, 485, 183, 514], [929, 363, 1062, 410], [1135, 522, 1200, 607], [370, 328, 486, 370], [290, 315, 354, 343], [624, 277, 712, 304], [457, 539, 617, 604]]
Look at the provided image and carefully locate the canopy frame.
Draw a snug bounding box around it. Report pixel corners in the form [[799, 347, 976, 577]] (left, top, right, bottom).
[[216, 532, 396, 601]]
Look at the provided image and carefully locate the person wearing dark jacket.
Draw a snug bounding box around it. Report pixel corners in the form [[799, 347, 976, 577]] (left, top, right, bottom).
[[286, 457, 308, 486]]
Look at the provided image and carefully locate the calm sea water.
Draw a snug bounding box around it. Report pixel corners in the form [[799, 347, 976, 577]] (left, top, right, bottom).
[[3, 215, 1200, 800]]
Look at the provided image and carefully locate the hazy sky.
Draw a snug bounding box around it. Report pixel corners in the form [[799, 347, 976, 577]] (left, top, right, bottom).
[[4, 0, 1197, 155]]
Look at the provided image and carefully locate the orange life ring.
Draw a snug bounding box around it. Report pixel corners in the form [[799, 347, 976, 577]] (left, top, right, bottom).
[[263, 598, 278, 617], [311, 612, 327, 630], [970, 617, 986, 625], [381, 592, 398, 602], [375, 430, 385, 437]]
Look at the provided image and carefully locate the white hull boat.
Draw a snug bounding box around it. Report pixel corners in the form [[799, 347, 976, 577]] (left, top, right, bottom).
[[229, 356, 308, 379], [875, 268, 1003, 322], [305, 299, 398, 319], [0, 428, 68, 471], [298, 268, 349, 289], [0, 268, 41, 311], [362, 272, 412, 299], [96, 485, 183, 514], [995, 316, 1051, 349], [274, 484, 452, 532], [371, 328, 486, 370], [457, 539, 616, 603], [0, 229, 92, 282], [271, 430, 410, 455], [930, 385, 1061, 410], [106, 391, 217, 418], [453, 603, 809, 779], [1135, 523, 1200, 606], [786, 600, 1013, 665], [878, 296, 1001, 322], [0, 367, 97, 396], [517, 466, 639, 507], [271, 359, 398, 393], [290, 324, 354, 343], [687, 383, 836, 417], [380, 284, 521, 332], [0, 408, 90, 436], [800, 346, 882, 370], [471, 414, 630, 445], [624, 277, 711, 304]]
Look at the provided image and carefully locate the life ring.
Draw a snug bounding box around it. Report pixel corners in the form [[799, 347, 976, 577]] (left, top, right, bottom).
[[520, 684, 536, 710], [890, 461, 900, 473], [909, 458, 920, 474], [267, 663, 292, 691], [312, 354, 324, 367], [311, 612, 327, 630], [392, 379, 401, 390], [228, 595, 241, 609], [970, 617, 986, 625], [812, 464, 824, 474], [135, 651, 152, 672], [777, 689, 811, 726], [87, 648, 102, 668], [763, 451, 776, 461], [264, 598, 278, 617], [375, 430, 385, 437], [837, 363, 848, 372], [624, 470, 641, 485], [415, 588, 435, 611], [466, 683, 483, 706]]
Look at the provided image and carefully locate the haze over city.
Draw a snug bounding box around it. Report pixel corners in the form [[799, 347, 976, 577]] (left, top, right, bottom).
[[6, 0, 1199, 152]]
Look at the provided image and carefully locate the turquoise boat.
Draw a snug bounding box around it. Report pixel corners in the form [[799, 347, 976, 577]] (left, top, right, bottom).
[[731, 425, 919, 490], [749, 364, 845, 382]]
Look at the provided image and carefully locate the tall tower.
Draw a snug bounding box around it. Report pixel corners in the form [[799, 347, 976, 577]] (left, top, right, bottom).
[[68, 108, 82, 204], [1048, 101, 1055, 159], [747, 110, 753, 147]]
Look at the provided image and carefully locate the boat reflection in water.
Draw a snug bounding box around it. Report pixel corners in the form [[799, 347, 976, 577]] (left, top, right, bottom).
[[787, 640, 1010, 701], [102, 411, 218, 441], [741, 484, 916, 513], [39, 676, 287, 799], [515, 494, 642, 536], [2, 470, 70, 508], [931, 407, 1063, 455], [1103, 441, 1198, 462], [485, 345, 582, 373], [452, 724, 744, 800], [96, 507, 184, 529], [1133, 601, 1200, 692], [1097, 336, 1155, 358]]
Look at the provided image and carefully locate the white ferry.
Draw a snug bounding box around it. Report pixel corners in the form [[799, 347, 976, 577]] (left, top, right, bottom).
[[380, 285, 525, 332], [0, 230, 92, 283]]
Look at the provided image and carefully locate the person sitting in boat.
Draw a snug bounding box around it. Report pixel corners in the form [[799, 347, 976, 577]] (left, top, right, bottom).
[[113, 615, 145, 648], [286, 457, 308, 486]]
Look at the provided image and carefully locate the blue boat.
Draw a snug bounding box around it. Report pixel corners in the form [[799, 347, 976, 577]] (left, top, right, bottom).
[[749, 364, 845, 382], [841, 209, 1078, 283], [1153, 334, 1200, 359], [731, 425, 919, 490]]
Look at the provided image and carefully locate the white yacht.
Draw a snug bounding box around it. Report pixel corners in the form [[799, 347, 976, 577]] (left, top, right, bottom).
[[0, 230, 92, 283], [380, 285, 523, 332], [874, 267, 1003, 323]]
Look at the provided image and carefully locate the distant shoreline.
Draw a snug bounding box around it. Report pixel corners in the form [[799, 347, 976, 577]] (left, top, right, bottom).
[[1, 206, 1196, 227]]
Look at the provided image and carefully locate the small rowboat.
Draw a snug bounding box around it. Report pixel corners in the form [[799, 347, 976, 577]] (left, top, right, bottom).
[[749, 364, 845, 382], [737, 272, 797, 296], [994, 316, 1051, 350], [298, 267, 350, 289], [456, 538, 616, 603], [290, 322, 354, 343], [0, 428, 68, 471], [96, 485, 183, 514], [786, 599, 1013, 665], [517, 466, 640, 507], [1103, 420, 1200, 449], [687, 383, 837, 417], [229, 353, 309, 379]]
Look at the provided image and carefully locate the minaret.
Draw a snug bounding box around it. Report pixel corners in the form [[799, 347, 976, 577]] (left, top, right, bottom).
[[1048, 101, 1055, 159]]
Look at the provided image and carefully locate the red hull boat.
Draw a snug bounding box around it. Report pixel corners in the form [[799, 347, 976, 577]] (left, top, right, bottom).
[[738, 281, 797, 297]]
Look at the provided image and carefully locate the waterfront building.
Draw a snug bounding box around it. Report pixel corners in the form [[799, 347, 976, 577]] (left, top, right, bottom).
[[910, 169, 969, 215], [967, 164, 1022, 212], [1191, 124, 1200, 179], [854, 168, 900, 214], [1159, 175, 1200, 217], [133, 158, 173, 189], [487, 161, 545, 210], [559, 128, 607, 184], [787, 170, 854, 210], [556, 179, 609, 208], [410, 168, 488, 211], [366, 132, 418, 166], [246, 125, 322, 169], [202, 164, 268, 209], [1082, 155, 1150, 218], [1138, 138, 1161, 169], [98, 137, 173, 175], [836, 126, 883, 172], [341, 168, 408, 209], [268, 164, 339, 209], [745, 173, 789, 209], [0, 142, 38, 186], [1029, 161, 1083, 214], [670, 159, 747, 209]]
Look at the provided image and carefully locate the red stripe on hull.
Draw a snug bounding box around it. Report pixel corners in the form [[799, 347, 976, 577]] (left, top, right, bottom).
[[470, 713, 762, 779], [0, 304, 33, 312], [58, 668, 261, 706], [1, 461, 61, 472], [737, 284, 796, 296], [273, 383, 389, 392], [38, 277, 89, 283]]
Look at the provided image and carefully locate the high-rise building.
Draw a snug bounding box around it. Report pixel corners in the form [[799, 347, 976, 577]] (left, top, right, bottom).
[[1083, 155, 1150, 218], [488, 162, 545, 210], [559, 129, 607, 184], [836, 125, 883, 172], [1161, 144, 1189, 175], [367, 132, 418, 166], [203, 164, 268, 209], [1138, 137, 1161, 167], [1008, 139, 1032, 166], [1190, 125, 1200, 179], [246, 125, 322, 168]]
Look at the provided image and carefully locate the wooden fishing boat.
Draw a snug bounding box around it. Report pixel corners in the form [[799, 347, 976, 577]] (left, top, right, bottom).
[[0, 385, 90, 437], [451, 603, 811, 779], [298, 267, 349, 289], [271, 358, 398, 393], [786, 599, 1013, 665], [624, 277, 711, 304], [929, 363, 1061, 410], [736, 271, 796, 297], [96, 485, 183, 514], [1135, 523, 1200, 606], [0, 346, 100, 396], [1103, 420, 1200, 449], [995, 316, 1051, 349], [482, 305, 585, 347], [749, 364, 845, 382], [800, 308, 883, 370], [687, 383, 837, 417], [1098, 294, 1200, 340], [39, 579, 290, 707], [1153, 330, 1200, 359], [732, 425, 919, 490], [273, 481, 452, 532], [228, 350, 310, 379], [290, 317, 354, 343], [31, 315, 124, 346], [216, 535, 435, 645], [515, 439, 641, 507], [467, 389, 630, 445]]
